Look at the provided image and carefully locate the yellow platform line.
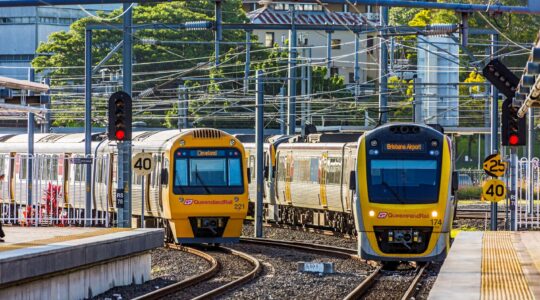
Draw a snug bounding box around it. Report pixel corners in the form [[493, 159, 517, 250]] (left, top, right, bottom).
[[0, 228, 131, 252], [481, 232, 535, 300]]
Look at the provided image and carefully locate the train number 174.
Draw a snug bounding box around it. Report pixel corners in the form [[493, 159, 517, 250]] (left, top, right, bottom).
[[431, 219, 442, 226]]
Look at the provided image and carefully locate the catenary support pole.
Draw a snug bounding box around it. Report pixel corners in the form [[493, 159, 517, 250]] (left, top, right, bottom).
[[178, 85, 187, 130], [43, 78, 51, 133], [244, 30, 251, 94], [287, 5, 297, 135], [255, 70, 264, 238], [84, 29, 92, 227], [510, 147, 517, 231], [121, 2, 133, 228], [280, 86, 286, 134], [528, 108, 534, 214], [307, 47, 312, 123], [27, 111, 34, 209], [215, 0, 222, 66], [326, 30, 332, 78], [301, 48, 306, 135], [379, 6, 389, 124], [490, 34, 499, 231]]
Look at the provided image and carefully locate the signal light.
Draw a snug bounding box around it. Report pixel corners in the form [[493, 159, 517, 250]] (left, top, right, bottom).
[[501, 98, 526, 146], [108, 91, 132, 141], [482, 59, 519, 99], [508, 134, 519, 146]]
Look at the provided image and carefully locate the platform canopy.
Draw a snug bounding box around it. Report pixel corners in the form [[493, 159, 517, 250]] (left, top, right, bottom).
[[0, 76, 49, 93]]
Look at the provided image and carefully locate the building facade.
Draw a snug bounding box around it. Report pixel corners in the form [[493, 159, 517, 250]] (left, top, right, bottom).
[[243, 0, 379, 85], [0, 5, 116, 80]]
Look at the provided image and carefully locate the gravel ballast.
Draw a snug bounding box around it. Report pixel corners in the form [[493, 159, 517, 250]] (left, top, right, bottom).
[[219, 242, 373, 300]]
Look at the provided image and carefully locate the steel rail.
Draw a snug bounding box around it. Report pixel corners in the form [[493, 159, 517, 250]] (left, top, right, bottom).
[[343, 265, 383, 300], [190, 247, 262, 300], [240, 237, 358, 259], [401, 262, 430, 300], [133, 244, 219, 300]]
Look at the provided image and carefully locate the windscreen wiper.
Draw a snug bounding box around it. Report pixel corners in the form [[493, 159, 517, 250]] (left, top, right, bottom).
[[195, 167, 211, 194], [381, 181, 406, 204]]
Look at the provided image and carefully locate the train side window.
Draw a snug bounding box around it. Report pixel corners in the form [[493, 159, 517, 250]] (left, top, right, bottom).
[[349, 171, 356, 190], [310, 158, 318, 182]]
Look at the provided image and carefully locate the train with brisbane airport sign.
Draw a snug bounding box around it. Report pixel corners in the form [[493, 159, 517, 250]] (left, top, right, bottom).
[[242, 123, 456, 262], [354, 123, 457, 261], [0, 128, 250, 245]]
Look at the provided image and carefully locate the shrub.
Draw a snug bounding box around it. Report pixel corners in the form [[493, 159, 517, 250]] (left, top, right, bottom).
[[457, 186, 482, 200]]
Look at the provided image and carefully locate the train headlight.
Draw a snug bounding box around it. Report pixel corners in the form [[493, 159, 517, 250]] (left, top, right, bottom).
[[230, 139, 236, 146], [431, 140, 438, 147], [369, 210, 375, 217], [179, 140, 186, 146], [431, 210, 438, 218], [370, 139, 378, 147]]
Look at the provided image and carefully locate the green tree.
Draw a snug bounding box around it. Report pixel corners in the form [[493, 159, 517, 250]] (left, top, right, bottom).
[[32, 1, 249, 127]]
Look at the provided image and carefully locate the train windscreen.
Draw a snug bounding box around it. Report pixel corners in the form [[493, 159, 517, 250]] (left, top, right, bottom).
[[173, 148, 244, 195], [368, 159, 439, 204]]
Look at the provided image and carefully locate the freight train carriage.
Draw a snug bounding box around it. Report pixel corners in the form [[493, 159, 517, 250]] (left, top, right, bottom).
[[0, 128, 249, 244], [354, 123, 456, 261]]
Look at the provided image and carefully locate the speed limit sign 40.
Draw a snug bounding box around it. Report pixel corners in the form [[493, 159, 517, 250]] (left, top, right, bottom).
[[482, 179, 506, 202], [132, 153, 154, 176]]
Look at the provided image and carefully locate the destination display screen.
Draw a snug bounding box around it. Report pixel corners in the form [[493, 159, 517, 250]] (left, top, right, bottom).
[[383, 142, 425, 152]]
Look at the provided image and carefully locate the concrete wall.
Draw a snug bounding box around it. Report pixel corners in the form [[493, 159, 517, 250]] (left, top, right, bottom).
[[0, 252, 151, 300]]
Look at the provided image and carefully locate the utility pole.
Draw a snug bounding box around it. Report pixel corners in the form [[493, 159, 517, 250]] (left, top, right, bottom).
[[301, 47, 306, 135], [280, 87, 286, 134], [42, 78, 51, 133], [178, 85, 188, 130], [490, 34, 499, 231], [528, 108, 534, 214], [326, 30, 332, 78], [119, 2, 133, 228], [84, 29, 92, 227], [255, 70, 264, 238], [244, 30, 251, 94], [307, 47, 312, 124], [215, 0, 222, 66], [379, 6, 389, 124], [287, 5, 297, 135]]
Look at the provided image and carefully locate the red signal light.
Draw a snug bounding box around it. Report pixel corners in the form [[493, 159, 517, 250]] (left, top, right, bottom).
[[509, 134, 519, 146], [115, 130, 126, 140]]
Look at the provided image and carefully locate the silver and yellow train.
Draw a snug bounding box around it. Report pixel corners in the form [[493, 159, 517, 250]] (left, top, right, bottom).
[[243, 123, 456, 261], [0, 128, 249, 244]]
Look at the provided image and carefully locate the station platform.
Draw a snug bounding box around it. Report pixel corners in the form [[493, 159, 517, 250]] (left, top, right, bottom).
[[0, 226, 163, 300], [429, 231, 540, 300]]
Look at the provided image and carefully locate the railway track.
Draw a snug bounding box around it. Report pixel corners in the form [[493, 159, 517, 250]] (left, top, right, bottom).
[[134, 244, 262, 300], [343, 262, 430, 300]]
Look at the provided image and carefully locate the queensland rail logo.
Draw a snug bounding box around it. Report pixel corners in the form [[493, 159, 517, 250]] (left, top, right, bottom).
[[377, 212, 388, 219], [183, 199, 193, 205]]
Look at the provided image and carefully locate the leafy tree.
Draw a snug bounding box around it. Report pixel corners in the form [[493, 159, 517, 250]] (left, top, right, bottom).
[[32, 1, 249, 127]]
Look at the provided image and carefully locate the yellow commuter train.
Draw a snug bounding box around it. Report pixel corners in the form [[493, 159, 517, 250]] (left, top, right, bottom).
[[354, 123, 456, 261], [0, 128, 249, 244]]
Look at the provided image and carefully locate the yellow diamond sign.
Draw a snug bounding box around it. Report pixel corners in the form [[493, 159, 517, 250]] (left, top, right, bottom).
[[483, 153, 506, 178]]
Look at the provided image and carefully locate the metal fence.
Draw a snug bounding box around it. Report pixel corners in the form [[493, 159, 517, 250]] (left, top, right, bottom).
[[516, 158, 540, 229], [0, 153, 109, 227]]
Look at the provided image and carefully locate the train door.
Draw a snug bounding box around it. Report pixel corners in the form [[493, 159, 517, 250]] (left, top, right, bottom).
[[342, 145, 355, 212], [284, 151, 293, 205], [319, 152, 329, 208]]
